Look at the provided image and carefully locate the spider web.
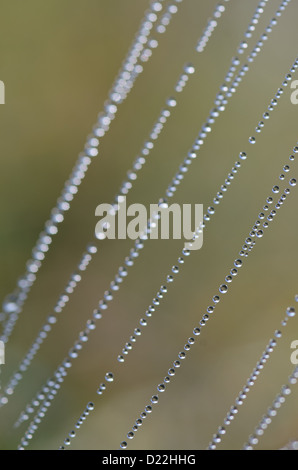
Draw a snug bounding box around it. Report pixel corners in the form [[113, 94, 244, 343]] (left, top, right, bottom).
[[0, 0, 298, 450]]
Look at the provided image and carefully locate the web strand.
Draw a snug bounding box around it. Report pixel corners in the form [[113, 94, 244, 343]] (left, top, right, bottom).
[[0, 1, 231, 405], [0, 0, 181, 341], [118, 152, 297, 449], [14, 1, 293, 448], [58, 60, 298, 450], [208, 305, 296, 449]]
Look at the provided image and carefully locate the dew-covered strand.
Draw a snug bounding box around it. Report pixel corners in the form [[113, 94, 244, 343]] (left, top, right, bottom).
[[0, 0, 232, 404], [14, 0, 294, 447], [243, 365, 298, 450], [244, 0, 270, 39], [60, 372, 116, 449], [119, 141, 297, 448], [166, 3, 294, 199], [196, 2, 230, 53], [13, 1, 235, 443], [0, 48, 199, 406], [0, 0, 173, 339], [58, 402, 95, 450], [208, 306, 295, 450]]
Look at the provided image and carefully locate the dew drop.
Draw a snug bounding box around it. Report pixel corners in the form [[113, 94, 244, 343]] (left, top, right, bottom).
[[286, 307, 296, 318], [256, 230, 263, 238], [3, 295, 19, 314], [219, 284, 228, 294], [167, 97, 177, 107], [234, 259, 242, 268], [105, 372, 114, 382], [184, 63, 195, 74], [47, 315, 57, 324], [158, 198, 168, 209]]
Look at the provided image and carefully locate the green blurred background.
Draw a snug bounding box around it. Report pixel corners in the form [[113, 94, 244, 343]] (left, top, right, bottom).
[[1, 0, 298, 450]]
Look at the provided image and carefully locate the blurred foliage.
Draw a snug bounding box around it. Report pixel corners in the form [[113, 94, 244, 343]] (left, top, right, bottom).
[[1, 0, 298, 450]]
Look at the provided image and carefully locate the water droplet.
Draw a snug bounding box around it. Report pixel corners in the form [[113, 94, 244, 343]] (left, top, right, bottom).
[[3, 295, 19, 314], [184, 63, 195, 74], [105, 372, 114, 382], [219, 284, 228, 294], [47, 315, 57, 324], [158, 198, 168, 209], [87, 244, 97, 254], [256, 230, 263, 238], [93, 309, 102, 320], [167, 97, 177, 107], [234, 259, 242, 268], [286, 307, 296, 318]]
